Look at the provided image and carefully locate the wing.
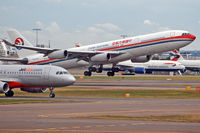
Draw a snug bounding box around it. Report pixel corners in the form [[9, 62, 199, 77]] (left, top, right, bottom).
[[0, 78, 21, 83], [2, 39, 125, 61], [0, 57, 28, 64]]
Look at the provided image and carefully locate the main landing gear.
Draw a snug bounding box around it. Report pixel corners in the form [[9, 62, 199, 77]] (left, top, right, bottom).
[[107, 67, 120, 76], [84, 65, 119, 77], [84, 65, 103, 76], [49, 87, 55, 98], [5, 90, 14, 97]]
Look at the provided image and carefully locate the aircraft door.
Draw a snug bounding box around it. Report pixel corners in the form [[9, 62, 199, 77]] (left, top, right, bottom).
[[43, 66, 51, 80], [170, 32, 175, 37]]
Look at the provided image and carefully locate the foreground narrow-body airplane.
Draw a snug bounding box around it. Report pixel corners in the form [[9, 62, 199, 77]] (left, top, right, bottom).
[[0, 65, 75, 98], [104, 60, 185, 75], [2, 30, 195, 76]]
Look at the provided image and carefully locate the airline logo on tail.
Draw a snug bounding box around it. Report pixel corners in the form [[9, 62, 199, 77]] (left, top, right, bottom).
[[170, 50, 181, 61], [15, 38, 24, 50]]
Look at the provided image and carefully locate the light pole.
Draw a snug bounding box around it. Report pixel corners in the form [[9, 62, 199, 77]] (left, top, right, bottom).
[[32, 28, 41, 46]]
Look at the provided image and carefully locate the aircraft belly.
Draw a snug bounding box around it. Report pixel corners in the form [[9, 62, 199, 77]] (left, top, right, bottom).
[[52, 58, 89, 69]]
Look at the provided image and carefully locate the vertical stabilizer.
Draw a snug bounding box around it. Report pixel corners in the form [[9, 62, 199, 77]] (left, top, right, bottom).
[[7, 29, 37, 58], [170, 50, 184, 61]]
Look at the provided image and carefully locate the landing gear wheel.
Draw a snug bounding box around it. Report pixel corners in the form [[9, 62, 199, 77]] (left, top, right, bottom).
[[96, 68, 103, 73], [5, 90, 14, 97], [107, 71, 115, 76], [49, 87, 55, 98], [88, 67, 96, 72], [84, 71, 92, 76], [49, 93, 55, 98]]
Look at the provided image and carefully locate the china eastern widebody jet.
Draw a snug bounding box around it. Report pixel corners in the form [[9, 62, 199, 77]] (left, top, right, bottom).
[[0, 65, 75, 98], [2, 29, 195, 76]]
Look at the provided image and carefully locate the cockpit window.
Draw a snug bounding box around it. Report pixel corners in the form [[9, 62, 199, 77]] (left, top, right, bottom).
[[182, 33, 191, 36], [56, 71, 69, 75]]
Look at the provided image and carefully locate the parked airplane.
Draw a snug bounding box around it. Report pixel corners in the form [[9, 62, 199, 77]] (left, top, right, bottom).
[[104, 60, 185, 75], [171, 50, 200, 72], [2, 29, 195, 76], [0, 65, 75, 98]]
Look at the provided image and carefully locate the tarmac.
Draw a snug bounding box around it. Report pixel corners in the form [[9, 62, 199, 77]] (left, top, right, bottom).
[[0, 78, 200, 132], [73, 78, 200, 90], [1, 97, 200, 132]]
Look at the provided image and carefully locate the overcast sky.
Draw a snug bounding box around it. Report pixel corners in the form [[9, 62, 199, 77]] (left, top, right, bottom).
[[0, 0, 199, 50]]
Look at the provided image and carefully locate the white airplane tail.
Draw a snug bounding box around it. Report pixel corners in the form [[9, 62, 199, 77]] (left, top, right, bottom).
[[170, 50, 184, 61], [7, 29, 38, 58]]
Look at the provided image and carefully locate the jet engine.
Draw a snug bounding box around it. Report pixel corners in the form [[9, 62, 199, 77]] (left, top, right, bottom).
[[0, 81, 9, 93], [131, 55, 151, 63], [20, 58, 29, 64], [20, 88, 47, 93], [134, 67, 152, 74], [134, 67, 145, 74], [48, 50, 68, 59], [90, 53, 111, 63]]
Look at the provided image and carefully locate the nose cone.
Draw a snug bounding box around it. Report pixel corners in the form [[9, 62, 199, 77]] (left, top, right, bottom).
[[66, 75, 76, 85], [189, 34, 196, 40]]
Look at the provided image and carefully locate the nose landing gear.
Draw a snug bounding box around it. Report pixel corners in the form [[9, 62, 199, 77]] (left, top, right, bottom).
[[49, 87, 55, 98]]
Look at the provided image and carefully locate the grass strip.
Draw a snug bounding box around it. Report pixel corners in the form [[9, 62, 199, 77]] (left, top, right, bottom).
[[77, 114, 200, 123], [3, 89, 200, 99], [55, 89, 200, 99]]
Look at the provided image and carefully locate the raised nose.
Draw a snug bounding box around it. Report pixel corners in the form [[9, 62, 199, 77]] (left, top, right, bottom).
[[189, 34, 196, 40]]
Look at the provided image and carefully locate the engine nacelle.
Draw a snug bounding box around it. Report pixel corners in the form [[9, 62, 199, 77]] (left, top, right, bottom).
[[20, 88, 47, 93], [131, 55, 151, 63], [0, 81, 9, 93], [134, 67, 145, 74], [90, 53, 111, 63], [145, 70, 153, 74], [20, 58, 29, 64], [48, 50, 68, 59]]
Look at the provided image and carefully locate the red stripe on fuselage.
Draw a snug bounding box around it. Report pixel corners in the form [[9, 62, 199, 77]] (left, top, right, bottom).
[[8, 81, 43, 88], [99, 35, 194, 51], [28, 58, 56, 65], [164, 63, 175, 65]]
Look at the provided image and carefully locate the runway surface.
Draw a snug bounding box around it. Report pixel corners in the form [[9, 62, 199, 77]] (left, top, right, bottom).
[[1, 77, 200, 132], [73, 78, 200, 90], [1, 97, 200, 133]]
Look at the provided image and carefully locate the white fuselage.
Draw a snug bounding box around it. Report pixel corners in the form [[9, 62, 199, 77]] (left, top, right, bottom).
[[178, 60, 200, 68], [0, 65, 75, 88], [19, 30, 196, 69], [119, 60, 185, 71]]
